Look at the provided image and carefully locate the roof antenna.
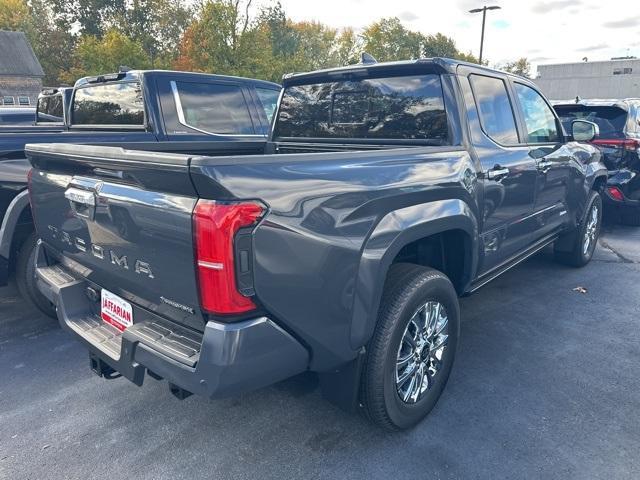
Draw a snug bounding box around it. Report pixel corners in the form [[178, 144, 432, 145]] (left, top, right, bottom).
[[119, 65, 131, 73], [360, 52, 377, 65], [575, 95, 580, 103]]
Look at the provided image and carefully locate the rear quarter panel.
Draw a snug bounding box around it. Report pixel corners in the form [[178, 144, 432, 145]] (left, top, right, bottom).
[[190, 147, 479, 369]]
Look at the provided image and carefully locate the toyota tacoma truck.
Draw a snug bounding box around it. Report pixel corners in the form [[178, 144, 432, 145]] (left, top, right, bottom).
[[1, 69, 280, 317], [27, 58, 607, 430]]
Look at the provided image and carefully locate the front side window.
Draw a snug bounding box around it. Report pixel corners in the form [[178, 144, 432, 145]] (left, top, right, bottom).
[[255, 88, 280, 124], [3, 96, 15, 106], [18, 96, 30, 106], [173, 81, 255, 135], [469, 74, 519, 145], [514, 83, 560, 143], [73, 82, 144, 125], [275, 74, 449, 143]]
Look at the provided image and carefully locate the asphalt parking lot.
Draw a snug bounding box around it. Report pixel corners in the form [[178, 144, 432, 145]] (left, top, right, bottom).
[[1, 225, 639, 480]]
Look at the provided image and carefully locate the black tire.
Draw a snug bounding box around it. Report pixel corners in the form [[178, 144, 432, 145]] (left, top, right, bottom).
[[16, 232, 57, 318], [554, 191, 603, 267], [361, 263, 460, 431]]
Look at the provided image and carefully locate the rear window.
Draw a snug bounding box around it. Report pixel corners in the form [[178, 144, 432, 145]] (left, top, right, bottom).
[[275, 74, 449, 143], [173, 81, 255, 135], [554, 105, 628, 138], [72, 82, 144, 125], [37, 94, 64, 123]]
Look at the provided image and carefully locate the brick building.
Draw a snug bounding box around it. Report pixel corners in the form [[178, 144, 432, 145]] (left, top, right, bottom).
[[0, 30, 44, 108]]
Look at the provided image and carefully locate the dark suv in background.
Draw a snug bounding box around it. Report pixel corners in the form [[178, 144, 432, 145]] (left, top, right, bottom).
[[554, 99, 640, 225]]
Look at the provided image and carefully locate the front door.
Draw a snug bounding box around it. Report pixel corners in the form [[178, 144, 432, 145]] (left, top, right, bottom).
[[512, 82, 573, 238]]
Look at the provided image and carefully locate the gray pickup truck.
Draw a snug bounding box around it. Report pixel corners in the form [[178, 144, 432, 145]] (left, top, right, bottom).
[[27, 58, 607, 430]]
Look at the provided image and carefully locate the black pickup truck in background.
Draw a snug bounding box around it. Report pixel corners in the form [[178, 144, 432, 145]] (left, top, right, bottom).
[[28, 58, 606, 430], [0, 87, 74, 133], [1, 69, 281, 316]]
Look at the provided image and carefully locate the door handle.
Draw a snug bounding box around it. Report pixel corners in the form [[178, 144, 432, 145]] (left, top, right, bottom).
[[487, 166, 510, 181], [537, 159, 553, 172]]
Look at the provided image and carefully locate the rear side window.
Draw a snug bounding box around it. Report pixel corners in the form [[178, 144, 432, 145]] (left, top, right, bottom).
[[275, 74, 449, 143], [18, 96, 30, 106], [37, 94, 64, 123], [554, 105, 628, 139], [469, 74, 519, 145], [173, 81, 255, 135], [73, 82, 144, 125], [255, 88, 280, 124], [514, 83, 560, 143], [3, 96, 14, 106]]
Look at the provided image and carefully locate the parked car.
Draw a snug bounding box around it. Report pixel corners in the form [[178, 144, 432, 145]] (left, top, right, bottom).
[[554, 99, 640, 225], [0, 69, 281, 317], [27, 58, 606, 430], [0, 107, 35, 125]]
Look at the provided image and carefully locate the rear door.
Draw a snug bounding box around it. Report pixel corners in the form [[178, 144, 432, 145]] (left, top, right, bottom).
[[158, 74, 268, 150], [460, 71, 539, 273]]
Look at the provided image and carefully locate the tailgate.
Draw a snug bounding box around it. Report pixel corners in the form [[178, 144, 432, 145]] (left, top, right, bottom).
[[27, 143, 206, 331]]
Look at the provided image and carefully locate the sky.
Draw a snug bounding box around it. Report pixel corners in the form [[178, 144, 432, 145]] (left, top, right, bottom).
[[252, 0, 640, 75]]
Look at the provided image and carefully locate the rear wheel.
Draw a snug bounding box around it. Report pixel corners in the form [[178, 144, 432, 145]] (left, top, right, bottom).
[[361, 264, 460, 430], [16, 232, 56, 318], [554, 191, 603, 267]]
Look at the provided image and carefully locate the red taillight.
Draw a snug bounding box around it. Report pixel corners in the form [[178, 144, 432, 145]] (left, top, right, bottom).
[[607, 186, 625, 202], [592, 138, 640, 151], [193, 200, 264, 315]]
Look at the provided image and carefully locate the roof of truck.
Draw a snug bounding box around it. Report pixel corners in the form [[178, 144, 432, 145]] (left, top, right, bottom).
[[74, 70, 281, 90], [281, 57, 528, 86]]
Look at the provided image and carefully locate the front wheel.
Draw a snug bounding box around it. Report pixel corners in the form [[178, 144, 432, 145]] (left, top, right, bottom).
[[554, 191, 603, 267], [361, 264, 460, 430]]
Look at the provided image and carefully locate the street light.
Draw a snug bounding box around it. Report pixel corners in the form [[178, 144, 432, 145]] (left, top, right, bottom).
[[469, 5, 501, 64]]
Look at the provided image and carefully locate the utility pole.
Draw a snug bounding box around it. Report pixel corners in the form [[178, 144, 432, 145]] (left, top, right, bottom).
[[469, 5, 501, 64]]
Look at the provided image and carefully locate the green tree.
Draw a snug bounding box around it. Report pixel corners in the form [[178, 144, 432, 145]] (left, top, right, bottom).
[[116, 0, 193, 68], [500, 57, 531, 78], [334, 28, 361, 66], [422, 33, 458, 58], [360, 17, 424, 62], [63, 29, 151, 83]]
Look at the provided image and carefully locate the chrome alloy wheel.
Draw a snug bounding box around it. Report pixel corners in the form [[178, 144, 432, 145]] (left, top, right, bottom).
[[395, 301, 449, 404], [583, 203, 600, 256]]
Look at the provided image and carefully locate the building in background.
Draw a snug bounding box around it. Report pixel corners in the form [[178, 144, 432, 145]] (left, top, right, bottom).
[[0, 30, 44, 108], [535, 57, 640, 100]]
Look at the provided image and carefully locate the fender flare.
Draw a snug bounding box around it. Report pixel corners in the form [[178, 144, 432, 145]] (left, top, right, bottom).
[[0, 189, 30, 260], [349, 199, 479, 350]]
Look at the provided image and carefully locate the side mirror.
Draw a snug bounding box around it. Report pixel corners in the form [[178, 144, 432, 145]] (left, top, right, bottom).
[[572, 120, 599, 142]]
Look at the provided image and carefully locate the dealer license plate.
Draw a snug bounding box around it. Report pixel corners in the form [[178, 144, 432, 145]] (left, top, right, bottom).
[[101, 289, 133, 331]]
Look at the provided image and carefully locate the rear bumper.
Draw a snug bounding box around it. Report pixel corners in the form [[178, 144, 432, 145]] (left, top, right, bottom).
[[34, 243, 309, 398]]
